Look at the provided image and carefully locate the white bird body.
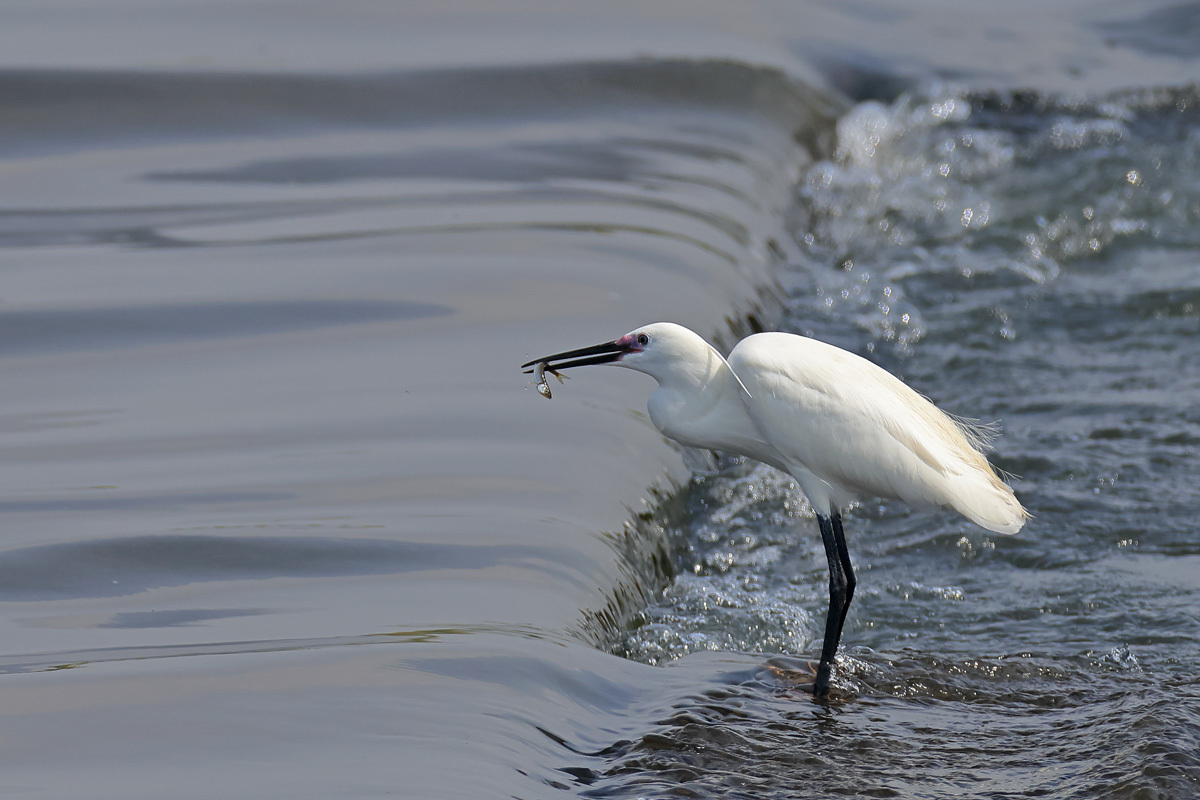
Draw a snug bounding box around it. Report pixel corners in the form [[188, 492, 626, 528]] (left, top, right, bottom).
[[730, 332, 1025, 534], [522, 321, 1027, 699]]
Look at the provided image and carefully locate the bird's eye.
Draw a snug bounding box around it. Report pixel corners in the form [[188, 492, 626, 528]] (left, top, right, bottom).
[[637, 333, 649, 346]]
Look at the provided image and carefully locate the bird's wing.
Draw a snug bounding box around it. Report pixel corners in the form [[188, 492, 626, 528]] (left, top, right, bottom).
[[739, 354, 950, 500], [730, 334, 1025, 532]]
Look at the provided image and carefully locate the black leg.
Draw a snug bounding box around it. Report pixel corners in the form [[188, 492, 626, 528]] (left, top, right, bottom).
[[814, 512, 855, 700], [831, 511, 856, 649]]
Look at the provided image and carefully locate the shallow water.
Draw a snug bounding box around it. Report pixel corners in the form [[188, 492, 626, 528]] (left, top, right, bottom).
[[610, 84, 1200, 798], [2, 2, 1200, 799]]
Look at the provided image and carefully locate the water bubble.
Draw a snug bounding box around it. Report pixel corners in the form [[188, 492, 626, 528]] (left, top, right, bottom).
[[1096, 644, 1140, 671]]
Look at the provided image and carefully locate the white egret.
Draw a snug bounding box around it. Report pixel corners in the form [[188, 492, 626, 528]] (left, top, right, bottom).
[[522, 322, 1026, 700]]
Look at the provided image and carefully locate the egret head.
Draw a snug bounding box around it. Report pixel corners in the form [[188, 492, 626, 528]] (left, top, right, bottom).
[[521, 322, 719, 385]]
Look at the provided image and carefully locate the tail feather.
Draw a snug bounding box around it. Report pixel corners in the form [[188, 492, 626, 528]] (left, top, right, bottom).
[[948, 469, 1028, 535]]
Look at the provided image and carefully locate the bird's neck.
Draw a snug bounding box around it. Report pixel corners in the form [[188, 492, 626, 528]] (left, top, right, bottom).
[[652, 342, 728, 400]]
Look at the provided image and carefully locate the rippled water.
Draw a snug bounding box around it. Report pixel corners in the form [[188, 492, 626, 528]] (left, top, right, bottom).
[[606, 85, 1200, 798], [0, 54, 828, 798]]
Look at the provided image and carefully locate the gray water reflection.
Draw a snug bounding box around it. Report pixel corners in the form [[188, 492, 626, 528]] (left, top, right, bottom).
[[0, 300, 450, 355], [0, 535, 567, 600], [149, 142, 653, 186], [98, 608, 269, 629]]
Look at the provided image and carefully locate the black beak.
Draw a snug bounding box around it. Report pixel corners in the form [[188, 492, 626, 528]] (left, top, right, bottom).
[[521, 339, 631, 373]]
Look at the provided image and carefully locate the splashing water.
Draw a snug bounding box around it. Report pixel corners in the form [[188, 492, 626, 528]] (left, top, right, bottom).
[[606, 83, 1200, 799]]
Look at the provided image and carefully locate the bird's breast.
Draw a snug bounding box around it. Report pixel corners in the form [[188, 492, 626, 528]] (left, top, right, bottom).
[[648, 384, 788, 471]]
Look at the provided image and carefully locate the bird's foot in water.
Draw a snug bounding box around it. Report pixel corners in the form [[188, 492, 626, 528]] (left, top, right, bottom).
[[762, 659, 849, 703], [813, 661, 834, 702]]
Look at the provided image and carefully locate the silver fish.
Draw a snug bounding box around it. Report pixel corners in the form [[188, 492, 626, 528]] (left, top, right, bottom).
[[534, 361, 553, 399]]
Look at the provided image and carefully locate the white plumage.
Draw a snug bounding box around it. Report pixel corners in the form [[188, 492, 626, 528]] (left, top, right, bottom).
[[731, 331, 1025, 533], [523, 321, 1026, 699]]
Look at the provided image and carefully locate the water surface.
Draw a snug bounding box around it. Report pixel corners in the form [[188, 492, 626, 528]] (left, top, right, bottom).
[[1, 2, 1199, 799]]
